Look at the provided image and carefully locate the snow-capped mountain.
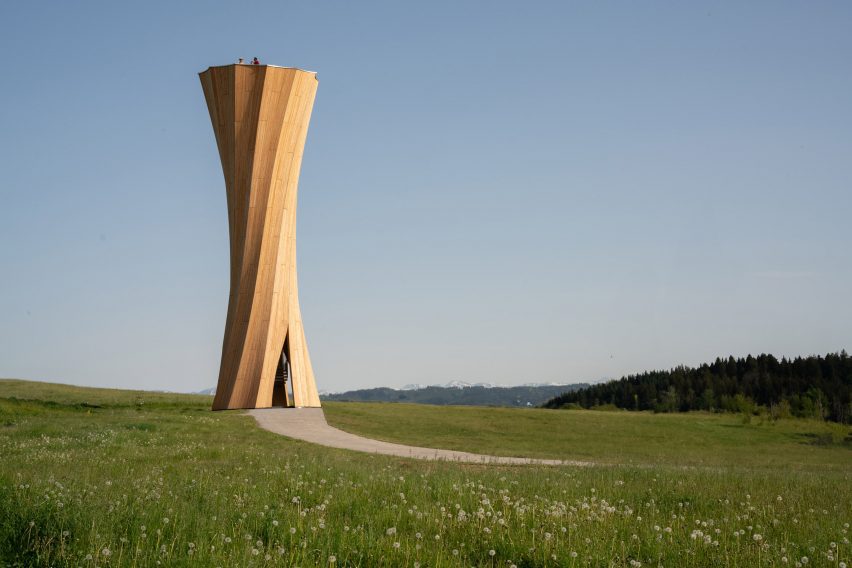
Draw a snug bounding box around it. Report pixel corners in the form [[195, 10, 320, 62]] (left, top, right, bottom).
[[436, 380, 495, 389]]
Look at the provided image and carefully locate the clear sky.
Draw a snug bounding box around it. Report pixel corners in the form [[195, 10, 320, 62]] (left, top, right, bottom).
[[1, 1, 850, 394]]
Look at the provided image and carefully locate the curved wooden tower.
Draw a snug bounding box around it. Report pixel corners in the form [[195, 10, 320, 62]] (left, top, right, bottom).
[[199, 64, 321, 410]]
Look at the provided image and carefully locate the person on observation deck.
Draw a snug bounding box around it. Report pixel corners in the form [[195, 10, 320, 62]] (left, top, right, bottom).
[[252, 57, 260, 65], [238, 57, 245, 64]]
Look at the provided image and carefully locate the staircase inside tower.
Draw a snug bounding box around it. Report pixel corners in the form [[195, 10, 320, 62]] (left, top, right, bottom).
[[272, 337, 294, 407]]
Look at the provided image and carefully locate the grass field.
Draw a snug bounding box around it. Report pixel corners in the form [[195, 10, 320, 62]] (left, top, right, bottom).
[[1, 378, 850, 567], [323, 402, 851, 470]]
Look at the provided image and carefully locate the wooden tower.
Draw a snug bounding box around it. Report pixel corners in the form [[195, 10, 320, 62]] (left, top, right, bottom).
[[199, 64, 321, 410]]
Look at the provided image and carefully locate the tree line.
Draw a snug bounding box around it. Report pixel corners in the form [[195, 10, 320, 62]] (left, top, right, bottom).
[[542, 352, 851, 423]]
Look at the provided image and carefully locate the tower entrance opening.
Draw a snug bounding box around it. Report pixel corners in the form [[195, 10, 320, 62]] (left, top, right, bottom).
[[272, 337, 294, 407]]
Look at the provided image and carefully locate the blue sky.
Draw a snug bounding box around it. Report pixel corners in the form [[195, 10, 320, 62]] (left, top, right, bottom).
[[1, 1, 850, 393]]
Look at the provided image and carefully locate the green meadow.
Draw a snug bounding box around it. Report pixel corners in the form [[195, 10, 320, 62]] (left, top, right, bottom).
[[322, 401, 850, 469], [1, 379, 850, 567]]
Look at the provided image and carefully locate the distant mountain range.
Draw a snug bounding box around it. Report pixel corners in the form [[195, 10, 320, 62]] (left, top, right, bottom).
[[321, 382, 589, 407], [395, 380, 575, 391], [196, 381, 591, 407]]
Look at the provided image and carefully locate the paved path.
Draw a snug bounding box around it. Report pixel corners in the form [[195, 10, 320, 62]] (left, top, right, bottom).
[[249, 408, 590, 466]]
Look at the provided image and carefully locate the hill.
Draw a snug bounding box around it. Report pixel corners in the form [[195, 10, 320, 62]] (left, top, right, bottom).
[[543, 351, 851, 423], [321, 382, 588, 407]]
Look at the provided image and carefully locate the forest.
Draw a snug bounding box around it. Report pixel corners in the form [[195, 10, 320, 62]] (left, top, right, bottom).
[[543, 352, 851, 423]]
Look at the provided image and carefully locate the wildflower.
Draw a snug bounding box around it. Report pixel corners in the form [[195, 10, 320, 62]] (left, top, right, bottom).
[[386, 527, 397, 536], [251, 548, 259, 556], [570, 551, 578, 558], [101, 548, 111, 557], [329, 555, 337, 563], [290, 527, 296, 534], [224, 536, 232, 543], [452, 549, 459, 556], [393, 542, 400, 549], [753, 534, 763, 542], [489, 549, 496, 556], [273, 520, 279, 526]]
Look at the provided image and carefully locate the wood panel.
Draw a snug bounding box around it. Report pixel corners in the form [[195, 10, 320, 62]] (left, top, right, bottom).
[[199, 64, 321, 410]]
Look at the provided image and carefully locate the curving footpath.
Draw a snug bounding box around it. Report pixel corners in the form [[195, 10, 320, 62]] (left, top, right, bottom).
[[249, 408, 590, 466]]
